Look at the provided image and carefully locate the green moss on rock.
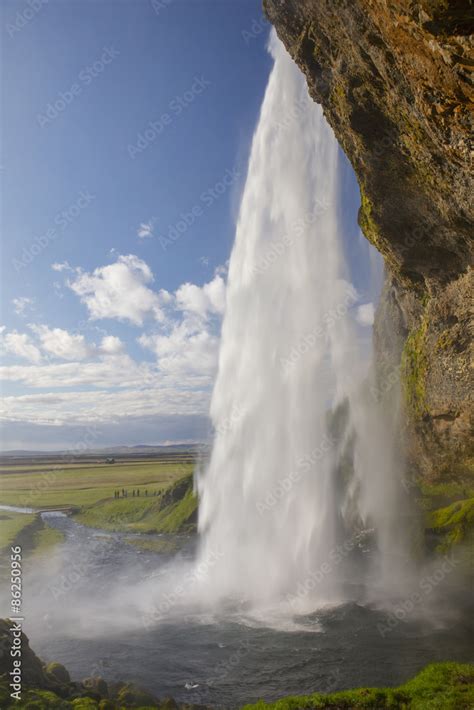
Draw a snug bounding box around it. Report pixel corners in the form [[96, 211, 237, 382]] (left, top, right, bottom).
[[401, 317, 429, 418], [426, 497, 474, 552], [46, 662, 71, 685]]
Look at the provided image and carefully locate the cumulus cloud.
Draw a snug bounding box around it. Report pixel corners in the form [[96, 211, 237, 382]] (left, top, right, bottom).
[[0, 355, 152, 390], [12, 297, 35, 316], [0, 386, 209, 428], [2, 259, 229, 447], [175, 274, 226, 318], [99, 335, 124, 355], [65, 255, 170, 325], [139, 319, 219, 383], [30, 325, 93, 361], [2, 331, 42, 363], [356, 302, 375, 327]]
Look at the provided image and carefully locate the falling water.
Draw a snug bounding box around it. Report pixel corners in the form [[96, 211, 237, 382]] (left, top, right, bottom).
[[196, 32, 409, 612]]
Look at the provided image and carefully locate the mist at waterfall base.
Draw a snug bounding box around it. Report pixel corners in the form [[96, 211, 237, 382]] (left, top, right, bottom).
[[11, 33, 474, 705]]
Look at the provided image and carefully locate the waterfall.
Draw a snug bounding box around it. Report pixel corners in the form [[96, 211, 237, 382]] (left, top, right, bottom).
[[195, 32, 409, 611]]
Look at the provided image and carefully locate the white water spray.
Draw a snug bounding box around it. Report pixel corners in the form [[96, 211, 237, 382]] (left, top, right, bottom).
[[196, 33, 409, 611]]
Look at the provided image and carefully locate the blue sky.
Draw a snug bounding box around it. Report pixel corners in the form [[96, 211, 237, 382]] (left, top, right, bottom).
[[1, 0, 379, 450]]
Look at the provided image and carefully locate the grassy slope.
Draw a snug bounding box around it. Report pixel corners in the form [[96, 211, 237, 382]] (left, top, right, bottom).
[[0, 511, 36, 553], [0, 512, 65, 563], [242, 662, 474, 710], [74, 474, 197, 534], [0, 461, 193, 508]]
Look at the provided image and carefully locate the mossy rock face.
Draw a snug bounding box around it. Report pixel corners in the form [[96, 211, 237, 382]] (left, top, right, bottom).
[[401, 316, 429, 418], [46, 662, 71, 685], [83, 677, 108, 698], [71, 699, 99, 709], [263, 0, 474, 485], [115, 683, 158, 707], [426, 497, 474, 552]]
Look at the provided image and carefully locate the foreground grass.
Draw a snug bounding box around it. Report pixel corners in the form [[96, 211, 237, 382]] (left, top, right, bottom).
[[242, 662, 474, 710], [0, 662, 472, 709], [74, 475, 197, 534]]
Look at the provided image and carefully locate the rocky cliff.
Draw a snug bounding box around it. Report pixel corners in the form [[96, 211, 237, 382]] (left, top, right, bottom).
[[263, 0, 473, 488]]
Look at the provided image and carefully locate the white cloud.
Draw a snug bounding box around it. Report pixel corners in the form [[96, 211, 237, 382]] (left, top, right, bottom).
[[139, 317, 219, 384], [1, 260, 230, 446], [99, 335, 124, 355], [0, 384, 210, 426], [30, 325, 93, 361], [356, 303, 375, 327], [12, 297, 35, 316], [65, 254, 170, 325], [2, 331, 42, 363], [51, 261, 73, 272], [137, 221, 154, 239], [0, 352, 155, 389], [175, 274, 226, 318]]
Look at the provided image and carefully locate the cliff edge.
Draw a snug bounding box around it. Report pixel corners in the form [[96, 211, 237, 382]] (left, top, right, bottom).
[[263, 0, 473, 487]]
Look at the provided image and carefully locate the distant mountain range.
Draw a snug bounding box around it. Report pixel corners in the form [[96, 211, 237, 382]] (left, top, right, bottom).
[[0, 443, 209, 458]]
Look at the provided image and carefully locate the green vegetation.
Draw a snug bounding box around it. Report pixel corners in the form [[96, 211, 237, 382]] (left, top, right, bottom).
[[242, 662, 474, 710], [0, 512, 36, 553], [0, 512, 65, 565], [74, 475, 197, 534], [0, 662, 472, 709], [401, 317, 429, 418], [418, 477, 474, 510], [359, 190, 381, 250], [426, 498, 474, 552], [0, 461, 193, 509]]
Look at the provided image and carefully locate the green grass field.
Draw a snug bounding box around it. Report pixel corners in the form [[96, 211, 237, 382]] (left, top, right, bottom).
[[0, 457, 197, 546], [0, 461, 193, 508], [75, 474, 197, 534]]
